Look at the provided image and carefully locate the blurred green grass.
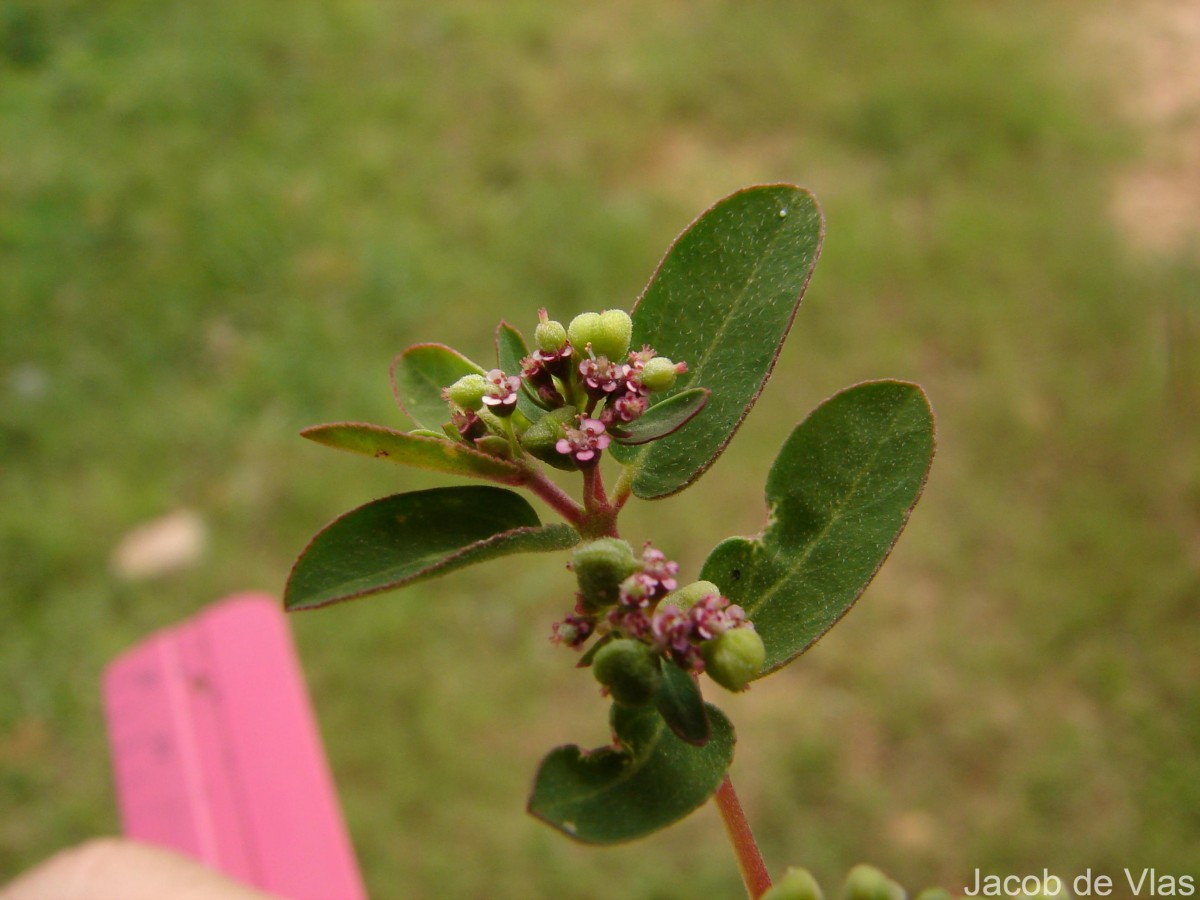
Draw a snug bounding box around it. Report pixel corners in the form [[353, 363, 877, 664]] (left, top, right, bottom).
[[2, 0, 1198, 896]]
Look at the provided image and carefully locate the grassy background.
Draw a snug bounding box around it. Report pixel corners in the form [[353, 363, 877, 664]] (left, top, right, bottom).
[[2, 0, 1198, 896]]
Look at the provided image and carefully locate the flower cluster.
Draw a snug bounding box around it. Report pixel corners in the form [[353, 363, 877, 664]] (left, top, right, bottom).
[[553, 540, 754, 678], [554, 417, 609, 466], [647, 594, 748, 671], [439, 307, 687, 468]]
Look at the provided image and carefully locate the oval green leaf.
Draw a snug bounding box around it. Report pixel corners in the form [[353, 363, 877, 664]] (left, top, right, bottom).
[[701, 381, 935, 675], [390, 343, 485, 430], [286, 486, 579, 611], [611, 387, 710, 446], [301, 422, 522, 483], [528, 701, 733, 844], [610, 184, 824, 498]]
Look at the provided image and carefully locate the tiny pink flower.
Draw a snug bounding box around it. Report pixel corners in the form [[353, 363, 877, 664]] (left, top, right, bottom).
[[451, 409, 487, 442], [550, 614, 594, 649], [607, 606, 652, 639], [481, 368, 521, 417], [555, 417, 610, 465], [618, 572, 657, 609], [650, 605, 693, 656], [579, 356, 629, 400], [609, 391, 647, 423], [521, 354, 554, 388], [640, 542, 679, 595], [627, 346, 657, 371]]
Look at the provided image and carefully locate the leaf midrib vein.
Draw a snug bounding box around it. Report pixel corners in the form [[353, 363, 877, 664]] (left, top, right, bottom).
[[627, 206, 800, 472], [744, 406, 906, 618]]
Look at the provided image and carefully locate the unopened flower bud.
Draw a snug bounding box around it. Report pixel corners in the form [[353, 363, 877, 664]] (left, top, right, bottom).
[[761, 867, 824, 900], [481, 369, 521, 417], [701, 626, 765, 692], [639, 356, 680, 392], [449, 409, 488, 443], [592, 638, 662, 707], [572, 538, 639, 612], [842, 864, 906, 900], [535, 310, 569, 353], [445, 373, 489, 411], [591, 309, 633, 361], [567, 311, 602, 354]]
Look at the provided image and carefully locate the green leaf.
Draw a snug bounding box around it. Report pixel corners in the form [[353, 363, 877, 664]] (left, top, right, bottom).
[[301, 422, 522, 483], [286, 486, 579, 611], [654, 662, 711, 746], [611, 184, 824, 498], [701, 381, 935, 675], [390, 343, 485, 430], [528, 702, 734, 844], [495, 321, 544, 422], [611, 387, 710, 446]]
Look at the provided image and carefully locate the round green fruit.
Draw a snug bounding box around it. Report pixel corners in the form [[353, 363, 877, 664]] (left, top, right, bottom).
[[702, 627, 765, 692], [567, 312, 602, 355], [592, 639, 662, 707], [572, 538, 639, 611], [842, 864, 906, 900], [519, 406, 579, 470], [639, 356, 679, 392], [535, 317, 568, 353], [445, 373, 488, 411], [661, 580, 722, 612], [761, 867, 824, 900], [591, 309, 633, 361]]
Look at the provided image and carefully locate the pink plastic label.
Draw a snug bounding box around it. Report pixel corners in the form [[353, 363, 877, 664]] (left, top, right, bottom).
[[103, 593, 367, 899]]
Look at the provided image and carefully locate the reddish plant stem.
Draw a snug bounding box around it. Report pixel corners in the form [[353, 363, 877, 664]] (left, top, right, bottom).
[[582, 464, 609, 511], [578, 465, 619, 538], [520, 465, 586, 527], [715, 775, 772, 899]]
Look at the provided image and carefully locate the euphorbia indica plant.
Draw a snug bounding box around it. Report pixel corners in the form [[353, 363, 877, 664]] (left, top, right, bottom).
[[286, 185, 939, 899]]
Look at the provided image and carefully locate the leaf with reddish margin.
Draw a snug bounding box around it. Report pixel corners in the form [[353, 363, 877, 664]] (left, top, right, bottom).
[[610, 388, 710, 446], [390, 343, 485, 430], [300, 422, 522, 483], [286, 486, 579, 611], [610, 184, 824, 499], [527, 701, 733, 844], [700, 381, 935, 676]]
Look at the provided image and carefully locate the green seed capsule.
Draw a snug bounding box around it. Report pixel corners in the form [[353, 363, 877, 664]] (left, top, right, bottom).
[[567, 312, 602, 355], [445, 373, 489, 411], [761, 867, 825, 900], [842, 864, 906, 900], [535, 317, 569, 353], [591, 309, 633, 361], [639, 356, 679, 392], [702, 627, 765, 692], [519, 406, 579, 471], [592, 639, 662, 707], [572, 538, 639, 612], [660, 580, 722, 611]]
